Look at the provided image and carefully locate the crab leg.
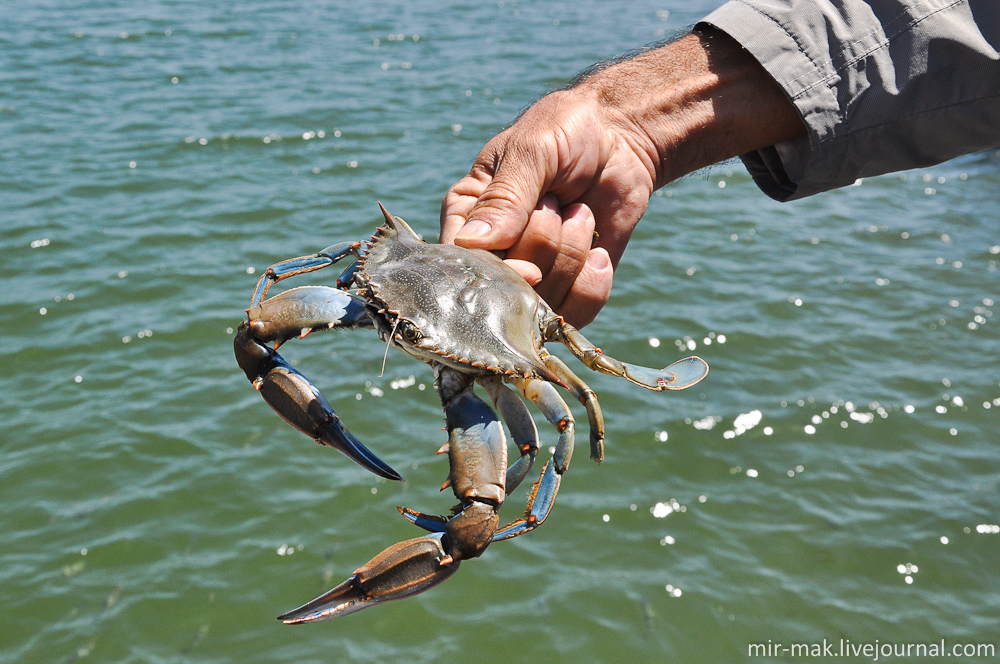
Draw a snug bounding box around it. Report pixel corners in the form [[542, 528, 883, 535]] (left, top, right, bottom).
[[399, 374, 539, 535], [234, 286, 401, 481], [492, 378, 575, 541], [545, 318, 709, 391], [281, 367, 506, 622], [479, 375, 539, 493], [251, 241, 361, 307], [540, 352, 606, 463], [399, 369, 509, 536]]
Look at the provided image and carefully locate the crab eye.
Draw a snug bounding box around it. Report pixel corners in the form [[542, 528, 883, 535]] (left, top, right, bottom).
[[399, 321, 421, 343]]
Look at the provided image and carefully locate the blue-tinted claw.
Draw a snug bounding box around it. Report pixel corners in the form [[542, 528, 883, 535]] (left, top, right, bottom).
[[259, 357, 402, 481], [235, 322, 402, 481]]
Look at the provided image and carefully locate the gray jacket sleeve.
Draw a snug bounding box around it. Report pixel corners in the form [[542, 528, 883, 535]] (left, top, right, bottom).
[[698, 0, 1000, 201]]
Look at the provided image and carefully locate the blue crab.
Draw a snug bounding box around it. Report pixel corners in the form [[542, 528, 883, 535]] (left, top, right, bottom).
[[234, 203, 708, 622]]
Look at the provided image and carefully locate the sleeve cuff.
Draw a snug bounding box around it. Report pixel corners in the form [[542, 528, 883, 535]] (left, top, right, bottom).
[[697, 1, 848, 201]]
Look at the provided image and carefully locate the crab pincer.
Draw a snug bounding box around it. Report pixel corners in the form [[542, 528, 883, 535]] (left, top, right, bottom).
[[234, 296, 401, 481], [278, 534, 459, 622]]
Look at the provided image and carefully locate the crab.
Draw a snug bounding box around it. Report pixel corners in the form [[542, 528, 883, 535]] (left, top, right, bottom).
[[234, 203, 708, 623]]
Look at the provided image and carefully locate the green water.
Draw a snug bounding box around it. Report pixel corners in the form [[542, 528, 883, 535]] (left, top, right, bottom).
[[3, 1, 998, 662]]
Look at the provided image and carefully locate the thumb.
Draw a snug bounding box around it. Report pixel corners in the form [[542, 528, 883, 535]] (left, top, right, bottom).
[[453, 152, 544, 250]]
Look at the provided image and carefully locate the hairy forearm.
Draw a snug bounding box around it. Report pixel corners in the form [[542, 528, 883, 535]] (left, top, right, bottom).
[[570, 29, 805, 188]]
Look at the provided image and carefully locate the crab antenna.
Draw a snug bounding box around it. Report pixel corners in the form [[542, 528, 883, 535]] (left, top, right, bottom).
[[379, 319, 400, 378]]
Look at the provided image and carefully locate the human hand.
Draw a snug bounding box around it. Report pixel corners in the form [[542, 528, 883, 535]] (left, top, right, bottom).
[[440, 89, 657, 328]]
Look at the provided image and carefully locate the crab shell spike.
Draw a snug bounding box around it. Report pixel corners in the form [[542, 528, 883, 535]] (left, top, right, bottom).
[[376, 202, 422, 243], [377, 201, 394, 224]]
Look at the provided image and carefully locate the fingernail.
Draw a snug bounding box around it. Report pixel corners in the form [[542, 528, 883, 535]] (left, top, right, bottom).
[[538, 194, 560, 215], [566, 203, 590, 222], [455, 220, 491, 240], [587, 250, 610, 270]]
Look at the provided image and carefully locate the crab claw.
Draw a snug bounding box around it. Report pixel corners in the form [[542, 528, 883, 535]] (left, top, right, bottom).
[[235, 321, 402, 481], [277, 534, 459, 623]]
